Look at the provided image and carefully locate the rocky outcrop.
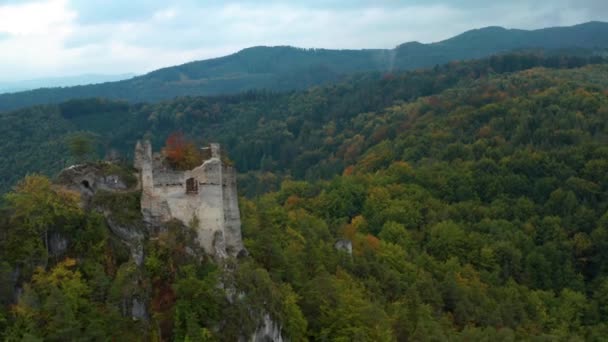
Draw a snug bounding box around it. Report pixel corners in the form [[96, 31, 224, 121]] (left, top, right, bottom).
[[56, 162, 136, 205], [104, 216, 145, 266], [49, 232, 68, 257], [56, 162, 144, 266], [249, 314, 284, 342], [131, 297, 148, 321], [51, 150, 257, 337], [334, 239, 353, 256], [58, 163, 129, 190]]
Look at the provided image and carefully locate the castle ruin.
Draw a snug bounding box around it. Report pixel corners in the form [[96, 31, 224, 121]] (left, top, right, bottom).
[[134, 140, 245, 258]]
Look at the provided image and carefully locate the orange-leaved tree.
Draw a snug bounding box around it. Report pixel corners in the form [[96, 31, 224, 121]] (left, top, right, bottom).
[[163, 132, 203, 170]]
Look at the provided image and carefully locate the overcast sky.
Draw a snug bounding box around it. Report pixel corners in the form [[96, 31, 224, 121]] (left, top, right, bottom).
[[0, 0, 605, 81]]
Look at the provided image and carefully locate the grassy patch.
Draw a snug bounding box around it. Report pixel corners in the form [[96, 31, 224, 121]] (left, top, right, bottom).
[[99, 162, 138, 188]]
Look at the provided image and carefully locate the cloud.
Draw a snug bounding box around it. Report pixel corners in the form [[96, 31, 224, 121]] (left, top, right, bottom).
[[0, 0, 606, 82], [0, 0, 79, 81], [68, 0, 170, 23], [0, 0, 75, 35], [0, 0, 39, 3]]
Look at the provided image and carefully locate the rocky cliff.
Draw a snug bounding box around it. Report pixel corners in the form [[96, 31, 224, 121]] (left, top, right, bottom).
[[52, 158, 284, 341]]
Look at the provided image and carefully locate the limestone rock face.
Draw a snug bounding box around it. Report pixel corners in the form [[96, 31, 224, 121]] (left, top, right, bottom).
[[49, 233, 68, 257], [104, 216, 145, 266], [135, 140, 246, 258], [249, 314, 284, 342], [56, 162, 145, 265], [131, 297, 148, 321], [334, 239, 353, 256], [56, 162, 132, 205], [57, 163, 129, 191]]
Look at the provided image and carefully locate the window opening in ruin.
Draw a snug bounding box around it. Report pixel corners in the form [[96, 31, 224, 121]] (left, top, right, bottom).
[[81, 180, 90, 189], [186, 177, 198, 194]]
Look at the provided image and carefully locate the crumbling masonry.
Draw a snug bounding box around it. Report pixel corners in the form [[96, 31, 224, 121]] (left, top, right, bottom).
[[134, 141, 245, 258]]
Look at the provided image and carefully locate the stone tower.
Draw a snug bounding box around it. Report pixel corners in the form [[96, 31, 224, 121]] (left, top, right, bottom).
[[134, 140, 245, 258]]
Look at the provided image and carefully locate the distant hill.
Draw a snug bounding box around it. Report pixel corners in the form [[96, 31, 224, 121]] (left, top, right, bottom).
[[0, 73, 136, 94], [0, 21, 607, 111]]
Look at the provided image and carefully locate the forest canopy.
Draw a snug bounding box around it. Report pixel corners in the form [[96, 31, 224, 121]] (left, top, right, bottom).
[[1, 54, 608, 340]]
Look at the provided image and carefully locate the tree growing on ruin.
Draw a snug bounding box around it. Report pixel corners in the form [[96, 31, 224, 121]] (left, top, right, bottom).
[[163, 132, 203, 170]]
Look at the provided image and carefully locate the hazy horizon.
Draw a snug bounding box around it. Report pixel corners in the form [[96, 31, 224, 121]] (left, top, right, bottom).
[[0, 72, 137, 94]]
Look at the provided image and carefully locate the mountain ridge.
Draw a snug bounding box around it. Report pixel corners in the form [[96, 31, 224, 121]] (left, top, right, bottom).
[[0, 21, 607, 111]]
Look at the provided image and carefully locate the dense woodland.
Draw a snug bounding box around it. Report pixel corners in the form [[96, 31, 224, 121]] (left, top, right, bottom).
[[1, 53, 607, 195], [1, 53, 608, 340], [0, 21, 606, 112]]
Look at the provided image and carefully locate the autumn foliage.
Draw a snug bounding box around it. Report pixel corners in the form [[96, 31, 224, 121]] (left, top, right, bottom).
[[163, 132, 203, 170]]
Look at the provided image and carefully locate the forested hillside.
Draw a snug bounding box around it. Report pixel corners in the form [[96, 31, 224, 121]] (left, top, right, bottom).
[[0, 53, 605, 195], [0, 21, 607, 111], [1, 53, 608, 339]]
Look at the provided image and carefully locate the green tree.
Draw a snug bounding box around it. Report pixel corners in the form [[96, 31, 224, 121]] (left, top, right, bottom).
[[66, 131, 97, 163], [3, 175, 82, 270]]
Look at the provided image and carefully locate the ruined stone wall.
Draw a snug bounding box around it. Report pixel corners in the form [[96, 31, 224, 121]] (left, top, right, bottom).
[[222, 165, 244, 256], [135, 140, 245, 258]]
